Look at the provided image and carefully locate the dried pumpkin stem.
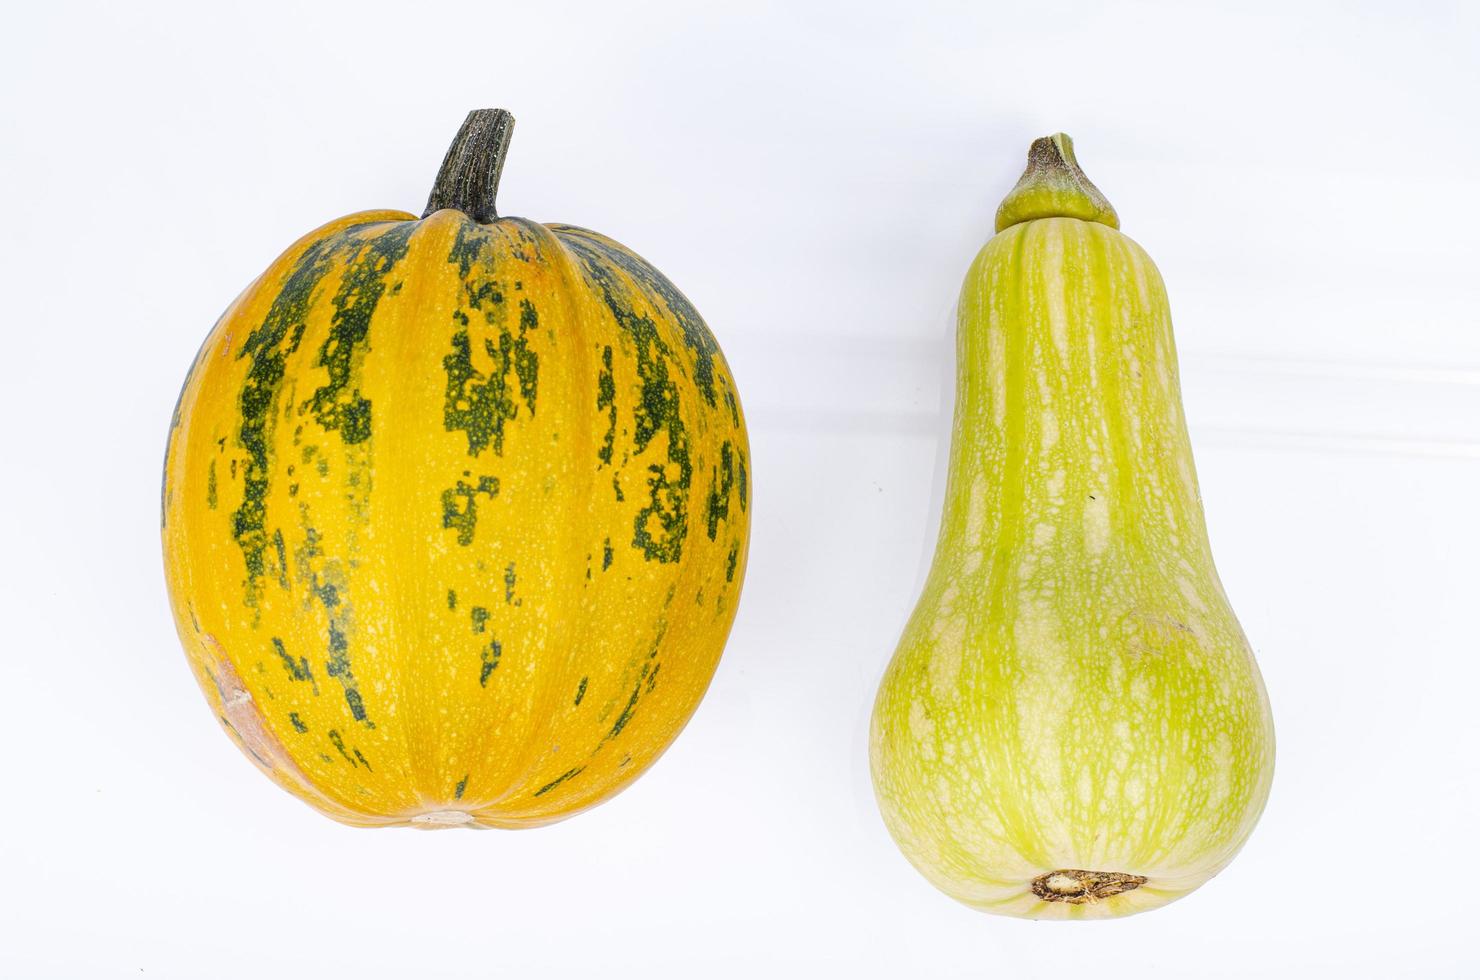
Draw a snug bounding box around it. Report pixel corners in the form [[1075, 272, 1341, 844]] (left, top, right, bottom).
[[423, 108, 516, 223]]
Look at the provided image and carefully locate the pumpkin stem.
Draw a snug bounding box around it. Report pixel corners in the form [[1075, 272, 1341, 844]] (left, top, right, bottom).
[[994, 133, 1120, 233], [423, 109, 516, 222]]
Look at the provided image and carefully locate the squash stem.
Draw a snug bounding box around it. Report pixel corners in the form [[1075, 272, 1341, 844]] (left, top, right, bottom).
[[994, 133, 1119, 232], [423, 109, 516, 222]]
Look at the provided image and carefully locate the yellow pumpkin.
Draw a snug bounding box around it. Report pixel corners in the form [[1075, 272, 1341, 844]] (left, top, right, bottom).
[[161, 109, 750, 828]]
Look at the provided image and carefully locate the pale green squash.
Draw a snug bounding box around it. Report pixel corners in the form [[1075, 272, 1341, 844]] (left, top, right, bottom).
[[870, 134, 1275, 919]]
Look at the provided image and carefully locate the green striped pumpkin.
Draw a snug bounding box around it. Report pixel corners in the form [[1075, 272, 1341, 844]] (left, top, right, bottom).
[[161, 109, 750, 827]]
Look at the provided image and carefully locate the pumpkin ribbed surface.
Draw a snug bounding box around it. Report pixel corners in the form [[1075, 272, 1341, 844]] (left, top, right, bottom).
[[162, 194, 749, 827]]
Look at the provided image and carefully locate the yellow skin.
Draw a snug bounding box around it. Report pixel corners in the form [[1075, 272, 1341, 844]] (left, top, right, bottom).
[[162, 204, 750, 828], [870, 136, 1274, 918]]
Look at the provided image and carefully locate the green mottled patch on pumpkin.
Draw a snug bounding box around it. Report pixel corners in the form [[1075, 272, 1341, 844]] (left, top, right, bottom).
[[442, 475, 500, 546], [231, 223, 412, 607], [448, 220, 483, 277], [294, 520, 372, 728], [271, 636, 315, 687], [555, 232, 692, 564], [325, 732, 371, 771], [342, 684, 367, 724], [304, 223, 415, 444], [327, 728, 354, 765], [607, 680, 642, 741], [705, 441, 736, 540], [553, 226, 721, 406], [533, 766, 585, 797], [442, 224, 539, 458], [723, 386, 741, 429], [736, 447, 748, 511], [515, 299, 540, 409], [480, 638, 501, 686], [273, 529, 289, 591], [232, 236, 340, 600], [597, 344, 616, 466], [602, 625, 667, 746]]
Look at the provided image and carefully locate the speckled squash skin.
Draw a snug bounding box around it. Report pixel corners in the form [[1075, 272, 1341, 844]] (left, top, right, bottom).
[[870, 135, 1273, 917], [161, 111, 749, 828]]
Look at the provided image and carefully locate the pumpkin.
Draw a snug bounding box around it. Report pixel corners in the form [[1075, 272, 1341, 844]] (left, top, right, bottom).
[[161, 109, 750, 828], [869, 134, 1274, 917]]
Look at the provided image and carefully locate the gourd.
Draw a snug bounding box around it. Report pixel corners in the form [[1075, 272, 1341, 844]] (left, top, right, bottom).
[[869, 135, 1274, 917], [161, 109, 750, 828]]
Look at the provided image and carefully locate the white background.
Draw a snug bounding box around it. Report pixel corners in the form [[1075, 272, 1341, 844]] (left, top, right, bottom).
[[3, 2, 1478, 976]]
